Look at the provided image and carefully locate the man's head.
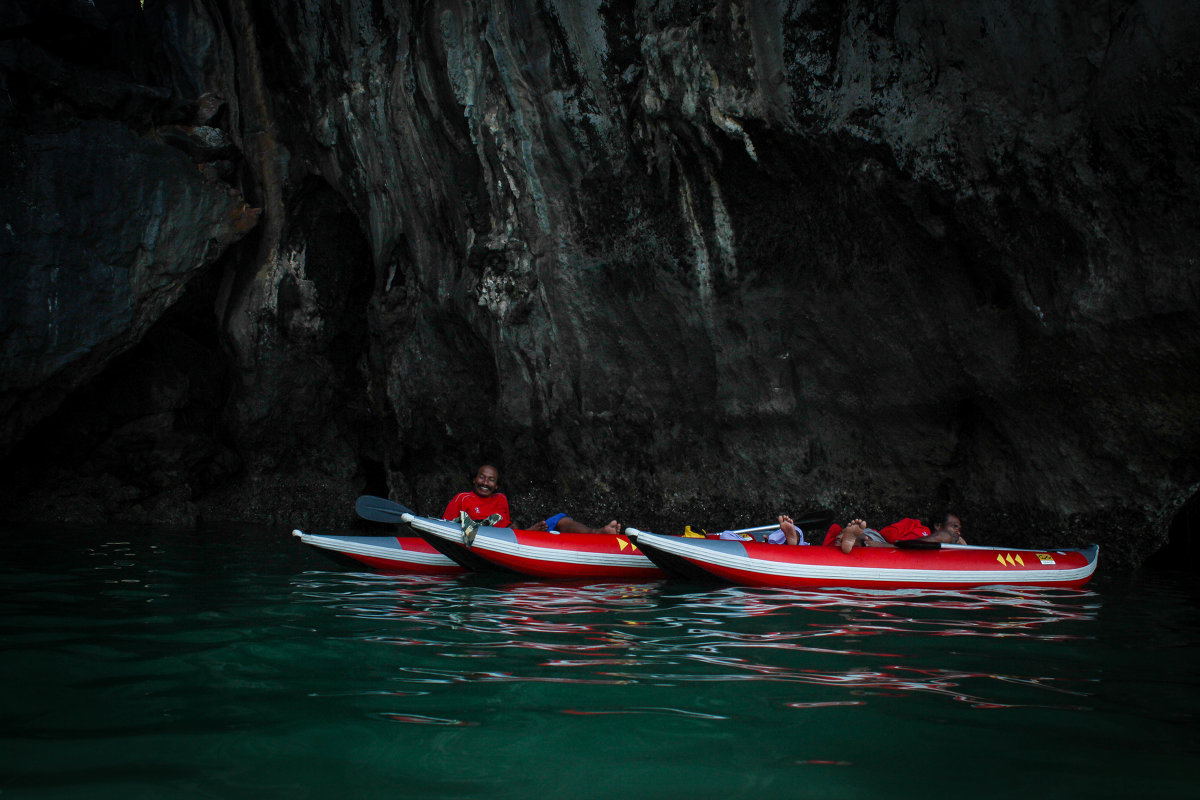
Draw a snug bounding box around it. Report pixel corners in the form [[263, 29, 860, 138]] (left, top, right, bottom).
[[471, 465, 500, 497], [932, 513, 962, 537]]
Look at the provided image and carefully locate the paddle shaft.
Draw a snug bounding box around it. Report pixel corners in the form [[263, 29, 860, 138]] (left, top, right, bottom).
[[731, 524, 779, 534], [893, 539, 1077, 552]]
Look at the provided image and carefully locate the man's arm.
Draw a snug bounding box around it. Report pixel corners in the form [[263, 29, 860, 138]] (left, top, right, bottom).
[[441, 493, 463, 521], [493, 495, 512, 528], [923, 528, 966, 544]]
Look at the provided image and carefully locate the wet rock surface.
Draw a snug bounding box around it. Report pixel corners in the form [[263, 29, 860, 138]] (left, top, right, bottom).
[[1, 0, 1197, 567]]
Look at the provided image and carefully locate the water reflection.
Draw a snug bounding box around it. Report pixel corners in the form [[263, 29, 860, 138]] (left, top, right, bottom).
[[288, 570, 1101, 711]]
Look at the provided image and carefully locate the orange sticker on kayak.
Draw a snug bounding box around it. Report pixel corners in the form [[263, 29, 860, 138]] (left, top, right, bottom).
[[1036, 553, 1056, 565]]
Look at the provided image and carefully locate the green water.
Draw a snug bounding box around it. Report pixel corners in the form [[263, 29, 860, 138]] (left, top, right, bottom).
[[2, 524, 1197, 799]]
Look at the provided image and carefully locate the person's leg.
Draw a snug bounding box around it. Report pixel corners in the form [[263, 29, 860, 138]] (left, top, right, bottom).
[[862, 529, 890, 545], [838, 519, 868, 553], [778, 515, 800, 545], [554, 517, 622, 535], [542, 512, 568, 531]]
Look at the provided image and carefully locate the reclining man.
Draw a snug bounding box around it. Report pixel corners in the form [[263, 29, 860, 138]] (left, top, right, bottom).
[[823, 513, 966, 554]]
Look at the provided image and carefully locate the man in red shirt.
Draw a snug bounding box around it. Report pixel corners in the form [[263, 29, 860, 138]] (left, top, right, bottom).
[[441, 464, 621, 535], [442, 464, 511, 527], [823, 513, 966, 553]]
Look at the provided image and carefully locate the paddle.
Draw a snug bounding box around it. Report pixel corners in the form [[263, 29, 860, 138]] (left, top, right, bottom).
[[696, 512, 834, 535], [893, 539, 1018, 551], [893, 539, 1050, 552], [727, 524, 781, 535], [355, 495, 417, 524], [893, 538, 942, 550]]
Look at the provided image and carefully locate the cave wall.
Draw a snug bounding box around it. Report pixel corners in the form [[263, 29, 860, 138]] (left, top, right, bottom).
[[2, 0, 1198, 567]]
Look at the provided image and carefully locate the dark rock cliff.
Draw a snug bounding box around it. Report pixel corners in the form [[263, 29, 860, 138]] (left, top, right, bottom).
[[2, 0, 1197, 568]]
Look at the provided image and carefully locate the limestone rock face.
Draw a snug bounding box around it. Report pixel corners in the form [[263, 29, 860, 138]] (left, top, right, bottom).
[[0, 120, 252, 444], [0, 0, 256, 519], [2, 0, 1198, 566]]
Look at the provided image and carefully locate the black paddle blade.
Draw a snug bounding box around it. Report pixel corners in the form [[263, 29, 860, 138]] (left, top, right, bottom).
[[354, 495, 416, 523], [893, 538, 942, 550]]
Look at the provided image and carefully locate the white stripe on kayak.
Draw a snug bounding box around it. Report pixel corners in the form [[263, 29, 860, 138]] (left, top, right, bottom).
[[633, 531, 1098, 585], [292, 529, 458, 567]]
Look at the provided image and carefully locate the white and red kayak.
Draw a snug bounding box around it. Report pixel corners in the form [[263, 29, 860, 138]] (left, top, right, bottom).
[[404, 513, 664, 580], [626, 528, 1099, 590], [291, 529, 466, 574]]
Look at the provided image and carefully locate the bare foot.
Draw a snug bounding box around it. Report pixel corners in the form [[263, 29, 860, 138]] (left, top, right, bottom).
[[600, 520, 621, 536], [778, 514, 799, 546], [839, 519, 868, 554]]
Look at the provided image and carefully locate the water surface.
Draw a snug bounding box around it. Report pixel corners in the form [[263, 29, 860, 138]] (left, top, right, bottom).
[[2, 524, 1196, 798]]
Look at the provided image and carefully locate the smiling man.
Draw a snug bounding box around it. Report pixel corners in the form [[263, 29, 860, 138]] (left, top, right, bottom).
[[439, 464, 622, 535], [441, 464, 511, 527]]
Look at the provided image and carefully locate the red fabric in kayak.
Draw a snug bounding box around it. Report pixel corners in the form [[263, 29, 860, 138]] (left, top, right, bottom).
[[822, 518, 931, 546], [879, 518, 931, 542]]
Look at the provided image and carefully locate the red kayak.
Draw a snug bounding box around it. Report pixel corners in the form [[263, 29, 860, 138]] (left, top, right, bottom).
[[292, 529, 466, 574], [626, 528, 1099, 590], [404, 513, 665, 579]]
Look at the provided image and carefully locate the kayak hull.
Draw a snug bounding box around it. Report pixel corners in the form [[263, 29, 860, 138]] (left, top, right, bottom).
[[628, 529, 1099, 590], [405, 514, 665, 579], [292, 529, 466, 574]]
